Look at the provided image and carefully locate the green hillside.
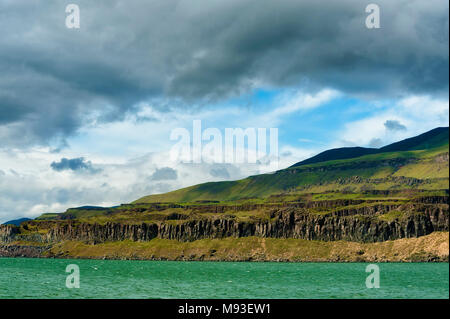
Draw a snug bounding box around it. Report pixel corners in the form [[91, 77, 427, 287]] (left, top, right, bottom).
[[290, 127, 448, 167], [134, 127, 449, 204]]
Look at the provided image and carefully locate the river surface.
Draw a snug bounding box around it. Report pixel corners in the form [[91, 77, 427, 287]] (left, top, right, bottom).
[[0, 258, 448, 299]]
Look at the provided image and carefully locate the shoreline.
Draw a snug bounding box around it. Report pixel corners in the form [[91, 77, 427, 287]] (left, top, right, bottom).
[[1, 231, 448, 263], [0, 256, 448, 263]]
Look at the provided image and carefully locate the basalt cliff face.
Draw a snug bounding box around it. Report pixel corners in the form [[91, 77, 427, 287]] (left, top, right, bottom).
[[1, 198, 448, 245], [0, 225, 19, 243], [39, 205, 446, 244]]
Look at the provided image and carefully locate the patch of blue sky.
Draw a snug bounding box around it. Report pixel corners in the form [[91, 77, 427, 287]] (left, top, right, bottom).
[[277, 96, 396, 149]]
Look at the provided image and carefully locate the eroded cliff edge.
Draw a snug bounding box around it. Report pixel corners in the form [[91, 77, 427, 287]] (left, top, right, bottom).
[[1, 195, 448, 262]]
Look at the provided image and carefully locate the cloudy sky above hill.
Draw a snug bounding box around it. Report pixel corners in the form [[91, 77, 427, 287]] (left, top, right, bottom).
[[0, 0, 448, 222]]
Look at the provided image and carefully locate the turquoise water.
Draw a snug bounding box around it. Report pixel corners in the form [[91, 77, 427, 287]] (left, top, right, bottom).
[[0, 258, 448, 299]]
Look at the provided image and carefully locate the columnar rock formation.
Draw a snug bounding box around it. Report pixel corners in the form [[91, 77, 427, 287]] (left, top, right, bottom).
[[2, 199, 446, 245]]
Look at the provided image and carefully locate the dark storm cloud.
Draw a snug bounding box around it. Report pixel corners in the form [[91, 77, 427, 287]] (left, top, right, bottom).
[[0, 0, 448, 147], [149, 167, 178, 181], [51, 157, 99, 173], [384, 120, 407, 131]]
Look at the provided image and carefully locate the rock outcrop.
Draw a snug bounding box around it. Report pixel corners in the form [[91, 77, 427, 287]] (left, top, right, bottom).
[[0, 225, 19, 243], [0, 244, 50, 258], [41, 203, 448, 243]]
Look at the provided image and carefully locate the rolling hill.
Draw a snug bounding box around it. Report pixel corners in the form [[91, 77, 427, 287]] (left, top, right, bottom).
[[2, 218, 32, 226], [290, 127, 448, 167], [134, 127, 449, 204]]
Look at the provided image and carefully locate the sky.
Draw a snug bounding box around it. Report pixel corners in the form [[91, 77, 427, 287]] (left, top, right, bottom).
[[0, 0, 448, 223]]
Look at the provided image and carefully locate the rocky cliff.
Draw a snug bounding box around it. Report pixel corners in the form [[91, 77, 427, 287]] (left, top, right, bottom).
[[0, 225, 19, 243], [35, 202, 448, 244], [0, 196, 448, 262]]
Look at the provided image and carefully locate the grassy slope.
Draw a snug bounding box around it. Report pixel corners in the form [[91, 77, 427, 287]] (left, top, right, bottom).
[[134, 142, 449, 204], [45, 232, 449, 262], [290, 126, 449, 167]]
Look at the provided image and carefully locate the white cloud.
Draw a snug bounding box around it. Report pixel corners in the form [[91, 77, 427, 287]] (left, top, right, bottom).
[[252, 89, 341, 128], [335, 95, 448, 148], [277, 145, 318, 168], [0, 144, 284, 222], [273, 89, 341, 116]]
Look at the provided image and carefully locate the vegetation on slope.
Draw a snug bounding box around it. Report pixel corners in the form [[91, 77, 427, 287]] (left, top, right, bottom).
[[43, 232, 449, 262], [134, 129, 449, 204], [291, 126, 448, 167]]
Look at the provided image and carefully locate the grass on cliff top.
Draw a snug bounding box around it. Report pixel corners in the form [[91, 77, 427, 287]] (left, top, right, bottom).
[[33, 195, 432, 225], [33, 187, 448, 224], [37, 213, 60, 220]]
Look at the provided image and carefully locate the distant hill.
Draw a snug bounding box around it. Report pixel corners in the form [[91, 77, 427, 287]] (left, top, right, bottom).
[[291, 127, 449, 168], [37, 205, 118, 220], [133, 127, 449, 204], [3, 217, 32, 226], [379, 127, 449, 152]]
